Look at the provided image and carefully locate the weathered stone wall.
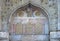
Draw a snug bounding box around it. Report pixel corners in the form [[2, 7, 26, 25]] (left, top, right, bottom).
[[0, 0, 4, 31], [0, 0, 58, 41], [0, 0, 1, 30], [1, 0, 58, 31], [58, 0, 60, 30]]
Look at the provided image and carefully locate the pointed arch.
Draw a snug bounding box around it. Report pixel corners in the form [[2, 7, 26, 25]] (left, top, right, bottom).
[[8, 2, 50, 35], [9, 3, 49, 22]]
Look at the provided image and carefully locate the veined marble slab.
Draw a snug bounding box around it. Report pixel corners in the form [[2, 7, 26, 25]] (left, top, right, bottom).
[[0, 32, 9, 38], [50, 39, 59, 41], [22, 35, 49, 41], [50, 32, 60, 38], [10, 35, 22, 41]]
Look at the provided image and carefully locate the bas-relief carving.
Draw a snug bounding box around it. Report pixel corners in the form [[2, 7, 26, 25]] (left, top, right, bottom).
[[0, 0, 58, 41], [7, 3, 50, 41], [9, 0, 57, 31], [0, 0, 56, 32], [9, 5, 48, 35]]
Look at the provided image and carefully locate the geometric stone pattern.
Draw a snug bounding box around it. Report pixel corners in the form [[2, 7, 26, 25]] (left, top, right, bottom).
[[0, 0, 59, 41]]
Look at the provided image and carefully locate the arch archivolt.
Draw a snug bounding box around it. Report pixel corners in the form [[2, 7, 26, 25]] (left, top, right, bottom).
[[8, 2, 49, 35], [9, 2, 49, 22]]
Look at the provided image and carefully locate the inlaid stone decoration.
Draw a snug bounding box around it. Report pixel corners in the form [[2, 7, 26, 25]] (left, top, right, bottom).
[[8, 3, 49, 41], [0, 0, 58, 41], [10, 4, 49, 35]]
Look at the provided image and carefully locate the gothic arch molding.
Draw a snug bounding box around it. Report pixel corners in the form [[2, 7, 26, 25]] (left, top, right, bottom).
[[8, 3, 50, 35], [9, 3, 49, 22]]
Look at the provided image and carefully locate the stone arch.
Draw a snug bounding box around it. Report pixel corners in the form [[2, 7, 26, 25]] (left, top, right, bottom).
[[8, 3, 50, 35], [9, 3, 49, 22], [8, 3, 50, 41]]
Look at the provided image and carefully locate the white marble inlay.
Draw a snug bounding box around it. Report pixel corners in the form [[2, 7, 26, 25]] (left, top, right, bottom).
[[50, 32, 60, 38], [0, 32, 9, 38], [50, 39, 59, 41]]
